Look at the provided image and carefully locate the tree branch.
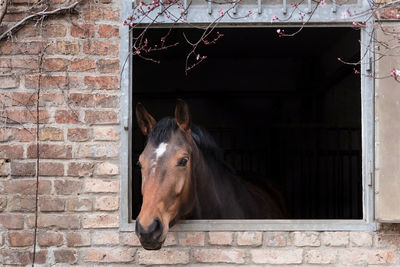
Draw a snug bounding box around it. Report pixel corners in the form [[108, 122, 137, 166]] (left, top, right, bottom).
[[0, 0, 7, 25], [0, 0, 80, 41]]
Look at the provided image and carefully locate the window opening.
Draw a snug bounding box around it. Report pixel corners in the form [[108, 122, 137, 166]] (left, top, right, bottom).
[[132, 27, 362, 220]]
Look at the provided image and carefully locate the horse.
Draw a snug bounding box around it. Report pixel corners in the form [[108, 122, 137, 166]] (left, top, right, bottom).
[[135, 100, 287, 250]]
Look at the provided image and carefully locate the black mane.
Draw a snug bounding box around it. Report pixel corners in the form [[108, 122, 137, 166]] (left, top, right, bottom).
[[148, 117, 233, 173]]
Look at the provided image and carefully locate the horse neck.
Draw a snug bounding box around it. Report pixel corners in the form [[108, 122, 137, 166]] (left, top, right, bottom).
[[188, 148, 246, 219]]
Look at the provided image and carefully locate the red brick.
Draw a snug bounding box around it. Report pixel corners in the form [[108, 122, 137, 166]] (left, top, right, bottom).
[[27, 144, 72, 159], [43, 24, 67, 37], [8, 231, 34, 247], [12, 0, 39, 3], [350, 232, 373, 247], [11, 58, 39, 72], [0, 145, 24, 159], [66, 232, 90, 247], [265, 232, 288, 247], [91, 231, 119, 245], [15, 24, 39, 38], [84, 248, 135, 262], [5, 109, 49, 124], [66, 198, 93, 211], [34, 214, 80, 229], [94, 196, 119, 211], [67, 162, 94, 177], [25, 75, 78, 90], [0, 41, 49, 55], [55, 110, 79, 124], [98, 24, 119, 38], [82, 214, 119, 228], [71, 23, 95, 38], [54, 249, 77, 264], [67, 128, 90, 142], [376, 234, 400, 248], [84, 110, 118, 124], [54, 179, 82, 195], [7, 127, 36, 142], [120, 232, 141, 246], [194, 249, 245, 264], [208, 232, 233, 245], [39, 127, 64, 141], [84, 76, 119, 90], [0, 74, 19, 88], [3, 179, 51, 195], [1, 249, 47, 265], [38, 231, 63, 246], [11, 162, 36, 176], [0, 197, 6, 211], [321, 232, 349, 247], [97, 59, 119, 73], [11, 92, 36, 106], [93, 127, 119, 141], [251, 249, 303, 264], [290, 232, 320, 247], [137, 250, 190, 265], [78, 144, 119, 158], [0, 179, 51, 195], [40, 92, 64, 106], [83, 7, 120, 21], [83, 41, 119, 56], [178, 232, 205, 246], [0, 58, 11, 72], [0, 214, 24, 229], [305, 249, 337, 264], [68, 93, 95, 107], [9, 195, 36, 211], [3, 12, 25, 22], [39, 196, 65, 211], [55, 40, 80, 55], [237, 232, 263, 246], [340, 249, 395, 265], [43, 58, 69, 72], [94, 161, 119, 176], [70, 58, 96, 72], [95, 94, 119, 108], [84, 179, 119, 192]]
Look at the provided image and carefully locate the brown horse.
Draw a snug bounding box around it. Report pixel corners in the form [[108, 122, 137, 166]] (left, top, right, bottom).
[[135, 100, 286, 250]]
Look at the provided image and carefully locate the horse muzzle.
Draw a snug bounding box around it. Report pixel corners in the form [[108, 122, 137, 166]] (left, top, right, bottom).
[[135, 217, 165, 250]]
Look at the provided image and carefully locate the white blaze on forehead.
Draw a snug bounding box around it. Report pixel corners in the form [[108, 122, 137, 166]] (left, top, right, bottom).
[[155, 142, 168, 159], [150, 142, 168, 174]]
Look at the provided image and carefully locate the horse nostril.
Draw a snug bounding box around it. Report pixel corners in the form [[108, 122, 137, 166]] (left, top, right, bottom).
[[152, 217, 163, 240], [135, 218, 143, 238]]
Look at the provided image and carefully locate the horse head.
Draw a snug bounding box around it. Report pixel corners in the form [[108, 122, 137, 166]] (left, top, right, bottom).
[[135, 100, 198, 250]]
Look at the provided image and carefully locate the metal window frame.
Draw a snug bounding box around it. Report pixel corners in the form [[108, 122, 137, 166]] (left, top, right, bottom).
[[120, 0, 376, 232]]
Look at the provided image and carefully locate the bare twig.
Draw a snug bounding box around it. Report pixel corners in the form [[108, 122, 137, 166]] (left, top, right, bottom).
[[0, 1, 81, 41], [0, 0, 8, 24], [32, 44, 48, 267]]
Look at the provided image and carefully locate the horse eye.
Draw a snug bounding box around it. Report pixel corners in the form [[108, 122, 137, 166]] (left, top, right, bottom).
[[136, 161, 142, 168], [177, 157, 188, 167]]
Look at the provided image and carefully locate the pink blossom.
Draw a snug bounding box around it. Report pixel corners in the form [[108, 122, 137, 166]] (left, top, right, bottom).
[[352, 21, 357, 26], [196, 54, 200, 60], [271, 14, 278, 22], [341, 11, 347, 19], [391, 69, 400, 77], [320, 0, 326, 7], [219, 8, 224, 15]]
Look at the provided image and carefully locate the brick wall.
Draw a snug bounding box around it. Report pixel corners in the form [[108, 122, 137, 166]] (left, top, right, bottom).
[[0, 0, 400, 264]]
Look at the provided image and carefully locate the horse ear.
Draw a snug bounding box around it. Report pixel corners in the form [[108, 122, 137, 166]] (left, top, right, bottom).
[[175, 99, 191, 134], [136, 103, 156, 136]]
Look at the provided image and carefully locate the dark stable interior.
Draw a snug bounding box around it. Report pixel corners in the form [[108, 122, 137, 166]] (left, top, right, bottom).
[[132, 27, 362, 220]]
